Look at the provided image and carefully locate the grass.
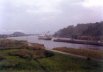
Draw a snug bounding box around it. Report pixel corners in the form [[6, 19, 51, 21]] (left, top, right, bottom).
[[0, 49, 45, 72], [53, 47, 103, 59], [0, 39, 103, 72], [38, 52, 103, 72], [0, 49, 103, 72], [0, 39, 47, 72]]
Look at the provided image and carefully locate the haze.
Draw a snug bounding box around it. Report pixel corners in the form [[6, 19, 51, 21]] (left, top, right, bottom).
[[0, 0, 103, 34]]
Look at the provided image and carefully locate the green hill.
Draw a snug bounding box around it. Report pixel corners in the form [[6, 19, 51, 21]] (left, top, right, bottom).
[[54, 21, 103, 41]]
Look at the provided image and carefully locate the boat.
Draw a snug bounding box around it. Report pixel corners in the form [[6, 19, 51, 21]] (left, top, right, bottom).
[[38, 35, 52, 40], [38, 31, 52, 40]]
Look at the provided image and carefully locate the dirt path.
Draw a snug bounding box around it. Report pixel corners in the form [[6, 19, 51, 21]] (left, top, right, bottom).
[[49, 50, 87, 59], [48, 49, 103, 62]]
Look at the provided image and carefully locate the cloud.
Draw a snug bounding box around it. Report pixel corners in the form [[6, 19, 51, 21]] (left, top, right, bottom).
[[81, 0, 103, 7], [8, 0, 62, 13], [0, 0, 103, 34]]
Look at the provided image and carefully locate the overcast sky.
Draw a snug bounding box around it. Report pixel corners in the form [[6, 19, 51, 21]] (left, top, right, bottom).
[[0, 0, 103, 34]]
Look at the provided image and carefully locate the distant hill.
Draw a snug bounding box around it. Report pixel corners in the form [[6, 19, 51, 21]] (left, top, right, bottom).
[[11, 32, 26, 36], [0, 32, 28, 38], [54, 21, 103, 41], [0, 34, 8, 38]]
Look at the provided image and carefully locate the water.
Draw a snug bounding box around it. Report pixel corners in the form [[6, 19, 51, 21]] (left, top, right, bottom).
[[8, 36, 103, 50]]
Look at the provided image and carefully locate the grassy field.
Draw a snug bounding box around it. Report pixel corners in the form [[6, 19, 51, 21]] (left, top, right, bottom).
[[0, 39, 103, 72], [53, 47, 103, 59], [0, 49, 103, 72]]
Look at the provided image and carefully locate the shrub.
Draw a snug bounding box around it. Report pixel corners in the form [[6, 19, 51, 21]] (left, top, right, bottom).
[[44, 50, 54, 57]]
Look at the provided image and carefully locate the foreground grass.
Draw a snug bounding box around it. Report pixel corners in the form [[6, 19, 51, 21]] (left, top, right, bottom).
[[0, 49, 103, 72], [0, 39, 103, 72], [53, 47, 103, 59], [0, 49, 45, 72], [38, 52, 103, 72]]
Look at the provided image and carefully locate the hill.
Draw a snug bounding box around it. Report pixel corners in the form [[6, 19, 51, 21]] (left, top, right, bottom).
[[10, 32, 26, 37], [54, 21, 103, 41]]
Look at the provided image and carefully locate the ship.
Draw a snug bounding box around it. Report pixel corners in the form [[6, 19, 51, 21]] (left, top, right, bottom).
[[38, 32, 52, 40]]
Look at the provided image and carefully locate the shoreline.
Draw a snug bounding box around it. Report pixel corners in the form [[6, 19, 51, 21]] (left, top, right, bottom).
[[53, 38, 103, 46]]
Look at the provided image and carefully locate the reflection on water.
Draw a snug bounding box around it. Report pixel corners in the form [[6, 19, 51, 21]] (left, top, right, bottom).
[[8, 36, 103, 50]]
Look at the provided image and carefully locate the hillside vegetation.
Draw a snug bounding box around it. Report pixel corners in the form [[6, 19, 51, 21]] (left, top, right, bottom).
[[54, 21, 103, 41]]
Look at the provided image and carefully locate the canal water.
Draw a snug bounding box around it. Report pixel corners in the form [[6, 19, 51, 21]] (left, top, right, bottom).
[[8, 36, 103, 50]]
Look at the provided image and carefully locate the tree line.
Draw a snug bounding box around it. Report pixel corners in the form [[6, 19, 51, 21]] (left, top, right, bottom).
[[54, 21, 103, 41]]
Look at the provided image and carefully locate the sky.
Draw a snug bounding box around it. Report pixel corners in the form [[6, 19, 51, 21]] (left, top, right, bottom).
[[0, 0, 103, 34]]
